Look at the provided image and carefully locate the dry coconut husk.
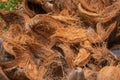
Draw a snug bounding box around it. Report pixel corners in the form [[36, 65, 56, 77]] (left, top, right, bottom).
[[0, 11, 30, 27], [1, 0, 120, 80], [97, 66, 120, 80], [23, 0, 79, 17], [28, 14, 64, 46]]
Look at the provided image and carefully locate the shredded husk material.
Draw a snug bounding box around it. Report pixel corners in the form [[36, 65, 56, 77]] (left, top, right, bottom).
[[0, 0, 120, 80]]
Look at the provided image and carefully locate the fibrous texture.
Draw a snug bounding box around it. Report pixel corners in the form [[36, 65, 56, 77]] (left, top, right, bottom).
[[0, 0, 120, 80]]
